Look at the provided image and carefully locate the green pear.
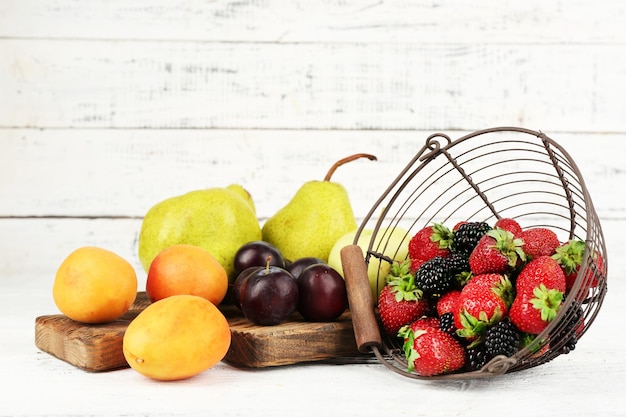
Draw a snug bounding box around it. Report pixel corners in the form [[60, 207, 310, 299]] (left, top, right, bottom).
[[327, 226, 410, 303], [226, 183, 256, 214], [262, 153, 377, 263], [138, 186, 261, 281]]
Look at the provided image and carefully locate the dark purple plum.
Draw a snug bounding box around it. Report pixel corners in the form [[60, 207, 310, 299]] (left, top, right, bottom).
[[233, 241, 286, 276], [297, 264, 347, 322], [231, 266, 264, 310], [287, 257, 326, 279], [239, 266, 299, 326]]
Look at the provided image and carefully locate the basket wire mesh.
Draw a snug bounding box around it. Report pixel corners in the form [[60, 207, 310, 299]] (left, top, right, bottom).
[[341, 126, 608, 380]]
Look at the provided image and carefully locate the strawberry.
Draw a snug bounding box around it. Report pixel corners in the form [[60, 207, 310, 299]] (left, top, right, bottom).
[[520, 227, 560, 259], [516, 255, 566, 295], [454, 277, 511, 343], [509, 256, 566, 334], [436, 290, 462, 317], [408, 223, 454, 270], [552, 239, 602, 291], [494, 217, 523, 237], [399, 319, 465, 376], [465, 273, 515, 307], [468, 228, 526, 275], [377, 260, 430, 335]]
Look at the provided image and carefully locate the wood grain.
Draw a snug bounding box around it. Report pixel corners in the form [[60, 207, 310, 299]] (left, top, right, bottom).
[[2, 0, 623, 44], [1, 130, 622, 219], [34, 293, 362, 371], [3, 40, 624, 131]]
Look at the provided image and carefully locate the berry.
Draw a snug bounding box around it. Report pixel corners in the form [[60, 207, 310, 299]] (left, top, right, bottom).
[[516, 256, 567, 295], [469, 228, 526, 275], [408, 223, 454, 268], [453, 221, 492, 255], [454, 282, 509, 342], [484, 318, 520, 358], [465, 273, 515, 308], [549, 300, 584, 355], [494, 218, 523, 237], [552, 239, 585, 291], [521, 227, 560, 260], [399, 320, 466, 376], [436, 290, 462, 316], [414, 256, 454, 296], [509, 287, 563, 335], [439, 312, 457, 335], [510, 256, 566, 334], [465, 344, 490, 371], [552, 239, 602, 292], [377, 261, 429, 336], [446, 252, 471, 286]]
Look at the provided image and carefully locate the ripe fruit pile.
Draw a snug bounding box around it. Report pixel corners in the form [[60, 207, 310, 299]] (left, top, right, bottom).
[[377, 218, 601, 377], [232, 241, 348, 326]]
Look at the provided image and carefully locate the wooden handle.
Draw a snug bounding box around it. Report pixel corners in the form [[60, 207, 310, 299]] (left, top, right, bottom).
[[340, 244, 383, 353]]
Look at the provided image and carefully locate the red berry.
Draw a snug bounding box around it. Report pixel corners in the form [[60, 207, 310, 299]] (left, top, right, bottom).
[[377, 261, 430, 336], [436, 290, 461, 316], [516, 256, 566, 296], [454, 284, 509, 341], [521, 227, 560, 259], [408, 223, 454, 265], [494, 218, 523, 237], [399, 320, 465, 376], [468, 229, 525, 275], [552, 239, 602, 292], [509, 256, 566, 335]]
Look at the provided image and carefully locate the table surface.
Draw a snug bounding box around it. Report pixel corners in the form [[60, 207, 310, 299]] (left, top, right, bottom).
[[3, 220, 625, 417]]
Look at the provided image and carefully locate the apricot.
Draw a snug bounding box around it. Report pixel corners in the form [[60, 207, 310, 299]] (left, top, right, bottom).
[[146, 244, 228, 305], [122, 294, 231, 381], [52, 246, 138, 324]]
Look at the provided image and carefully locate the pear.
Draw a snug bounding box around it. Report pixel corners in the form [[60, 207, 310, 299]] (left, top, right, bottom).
[[138, 186, 261, 282], [327, 226, 410, 303], [226, 183, 256, 214], [262, 153, 377, 263]]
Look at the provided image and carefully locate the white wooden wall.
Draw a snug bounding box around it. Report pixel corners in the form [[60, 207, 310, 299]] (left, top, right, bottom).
[[2, 1, 625, 292]]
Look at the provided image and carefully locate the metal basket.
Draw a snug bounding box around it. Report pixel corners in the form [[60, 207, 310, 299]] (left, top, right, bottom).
[[341, 126, 608, 380]]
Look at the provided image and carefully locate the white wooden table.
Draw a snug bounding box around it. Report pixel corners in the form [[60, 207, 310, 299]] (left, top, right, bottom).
[[2, 1, 626, 415]]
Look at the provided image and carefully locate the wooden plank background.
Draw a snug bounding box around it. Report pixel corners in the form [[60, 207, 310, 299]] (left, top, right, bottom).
[[1, 0, 625, 287]]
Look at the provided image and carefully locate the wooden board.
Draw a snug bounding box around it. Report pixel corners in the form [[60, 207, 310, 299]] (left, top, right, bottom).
[[34, 292, 364, 372]]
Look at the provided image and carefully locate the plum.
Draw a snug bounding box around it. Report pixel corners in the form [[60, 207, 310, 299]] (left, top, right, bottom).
[[297, 264, 347, 322], [238, 266, 298, 326], [287, 256, 326, 279], [233, 241, 286, 276]]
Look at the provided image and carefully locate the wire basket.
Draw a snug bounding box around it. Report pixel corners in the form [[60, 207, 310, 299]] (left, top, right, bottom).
[[341, 126, 608, 380]]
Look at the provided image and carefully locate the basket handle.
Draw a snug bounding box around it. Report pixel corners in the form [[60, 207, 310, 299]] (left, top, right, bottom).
[[340, 244, 383, 353]]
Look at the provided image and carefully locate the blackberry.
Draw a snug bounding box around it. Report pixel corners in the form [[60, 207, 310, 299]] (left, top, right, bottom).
[[484, 318, 520, 358], [453, 221, 492, 255], [446, 252, 471, 287], [465, 344, 490, 371], [414, 256, 453, 296], [439, 312, 456, 336], [550, 301, 584, 355]]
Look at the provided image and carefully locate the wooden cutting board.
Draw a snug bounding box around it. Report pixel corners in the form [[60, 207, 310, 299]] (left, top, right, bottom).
[[34, 292, 365, 372]]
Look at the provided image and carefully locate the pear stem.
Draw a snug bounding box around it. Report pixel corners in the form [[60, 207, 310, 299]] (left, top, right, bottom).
[[324, 153, 378, 181]]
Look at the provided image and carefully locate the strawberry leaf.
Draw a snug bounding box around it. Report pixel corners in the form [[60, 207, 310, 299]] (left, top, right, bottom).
[[400, 327, 425, 373], [386, 259, 424, 302], [552, 239, 585, 275], [487, 228, 527, 267], [530, 284, 564, 322], [490, 275, 514, 307], [431, 223, 455, 250]]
